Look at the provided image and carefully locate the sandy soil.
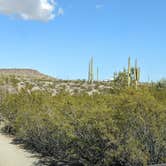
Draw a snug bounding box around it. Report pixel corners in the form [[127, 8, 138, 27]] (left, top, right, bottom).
[[0, 133, 38, 166]]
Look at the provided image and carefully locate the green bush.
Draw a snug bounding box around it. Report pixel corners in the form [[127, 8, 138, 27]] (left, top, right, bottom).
[[0, 88, 165, 165]]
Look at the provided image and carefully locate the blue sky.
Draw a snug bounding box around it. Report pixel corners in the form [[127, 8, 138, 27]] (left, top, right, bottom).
[[0, 0, 165, 81]]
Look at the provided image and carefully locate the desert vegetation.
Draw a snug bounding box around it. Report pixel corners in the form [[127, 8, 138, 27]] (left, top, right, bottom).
[[0, 68, 165, 166]]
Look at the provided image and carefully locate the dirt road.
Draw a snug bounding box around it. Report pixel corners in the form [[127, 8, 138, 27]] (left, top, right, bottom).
[[0, 133, 38, 166]]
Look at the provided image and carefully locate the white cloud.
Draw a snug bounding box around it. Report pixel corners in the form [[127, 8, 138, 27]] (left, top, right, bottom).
[[0, 0, 63, 21], [96, 4, 104, 9]]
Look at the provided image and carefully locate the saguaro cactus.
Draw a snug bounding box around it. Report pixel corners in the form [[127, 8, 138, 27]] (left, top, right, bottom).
[[127, 57, 140, 89], [134, 59, 140, 89], [91, 57, 94, 83], [97, 67, 99, 81], [88, 57, 94, 83], [88, 62, 91, 82], [128, 56, 131, 87]]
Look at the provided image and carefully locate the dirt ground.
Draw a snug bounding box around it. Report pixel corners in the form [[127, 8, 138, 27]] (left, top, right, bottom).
[[0, 133, 38, 166]]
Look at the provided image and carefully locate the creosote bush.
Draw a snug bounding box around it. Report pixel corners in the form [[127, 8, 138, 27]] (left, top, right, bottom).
[[0, 86, 165, 166]]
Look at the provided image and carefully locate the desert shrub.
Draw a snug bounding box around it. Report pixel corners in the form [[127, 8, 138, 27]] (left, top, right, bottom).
[[0, 87, 165, 165]]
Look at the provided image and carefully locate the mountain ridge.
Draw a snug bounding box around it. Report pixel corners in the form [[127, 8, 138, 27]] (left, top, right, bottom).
[[0, 68, 54, 80]]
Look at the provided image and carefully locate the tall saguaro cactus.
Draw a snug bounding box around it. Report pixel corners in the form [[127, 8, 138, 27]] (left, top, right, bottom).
[[91, 57, 94, 82], [88, 57, 94, 83], [97, 67, 99, 81], [127, 57, 140, 89], [134, 59, 140, 89], [88, 62, 91, 82], [128, 56, 131, 87]]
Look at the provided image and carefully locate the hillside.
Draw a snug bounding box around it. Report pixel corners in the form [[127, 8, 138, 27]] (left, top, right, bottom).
[[0, 69, 165, 166], [0, 69, 53, 80], [0, 68, 112, 95], [0, 82, 165, 166]]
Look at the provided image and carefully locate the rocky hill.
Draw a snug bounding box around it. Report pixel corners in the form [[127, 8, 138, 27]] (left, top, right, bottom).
[[0, 68, 112, 95], [0, 69, 53, 79]]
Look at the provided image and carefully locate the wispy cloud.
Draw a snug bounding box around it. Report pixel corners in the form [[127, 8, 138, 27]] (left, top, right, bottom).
[[57, 8, 64, 16], [0, 0, 64, 21], [96, 4, 104, 9]]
